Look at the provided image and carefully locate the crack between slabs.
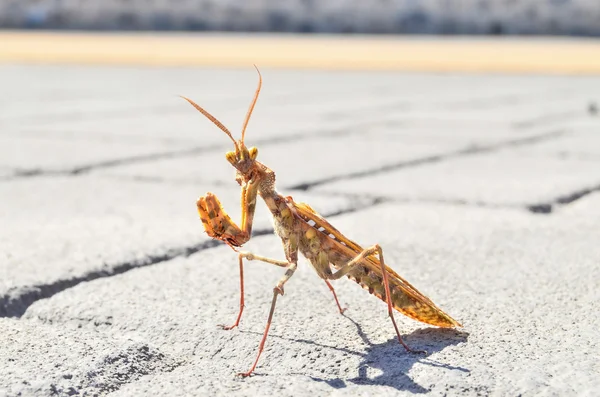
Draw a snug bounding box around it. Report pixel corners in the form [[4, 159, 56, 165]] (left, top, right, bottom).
[[289, 129, 568, 191], [0, 238, 214, 318], [0, 200, 382, 319], [527, 183, 600, 214], [314, 183, 600, 215], [324, 181, 600, 216]]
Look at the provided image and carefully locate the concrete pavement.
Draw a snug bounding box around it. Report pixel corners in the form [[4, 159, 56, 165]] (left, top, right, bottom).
[[1, 63, 599, 396]]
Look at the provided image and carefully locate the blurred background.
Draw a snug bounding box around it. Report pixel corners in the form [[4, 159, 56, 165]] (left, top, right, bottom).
[[0, 0, 599, 35]]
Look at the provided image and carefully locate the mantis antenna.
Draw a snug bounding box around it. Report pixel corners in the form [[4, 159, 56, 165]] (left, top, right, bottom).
[[241, 65, 262, 145], [180, 95, 238, 149]]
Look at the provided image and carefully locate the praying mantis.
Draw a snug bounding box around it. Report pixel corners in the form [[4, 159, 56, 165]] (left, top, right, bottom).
[[181, 67, 462, 377]]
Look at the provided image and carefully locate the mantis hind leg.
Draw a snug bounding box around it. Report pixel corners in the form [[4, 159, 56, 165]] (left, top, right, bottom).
[[329, 244, 426, 354]]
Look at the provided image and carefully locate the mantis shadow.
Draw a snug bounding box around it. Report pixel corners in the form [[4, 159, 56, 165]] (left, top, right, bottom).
[[241, 314, 469, 393], [326, 315, 470, 393]]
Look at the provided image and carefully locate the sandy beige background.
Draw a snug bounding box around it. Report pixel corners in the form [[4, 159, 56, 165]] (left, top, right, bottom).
[[1, 31, 600, 74]]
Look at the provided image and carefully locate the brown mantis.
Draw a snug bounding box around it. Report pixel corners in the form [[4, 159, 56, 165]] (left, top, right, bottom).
[[182, 67, 462, 377]]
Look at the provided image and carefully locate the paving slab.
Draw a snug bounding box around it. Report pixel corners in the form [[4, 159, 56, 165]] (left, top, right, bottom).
[[316, 118, 600, 209]]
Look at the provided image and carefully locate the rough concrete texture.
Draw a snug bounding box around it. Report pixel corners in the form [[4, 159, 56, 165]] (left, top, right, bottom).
[[1, 65, 599, 396]]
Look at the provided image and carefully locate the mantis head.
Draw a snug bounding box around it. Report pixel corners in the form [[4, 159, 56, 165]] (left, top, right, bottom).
[[181, 66, 262, 180]]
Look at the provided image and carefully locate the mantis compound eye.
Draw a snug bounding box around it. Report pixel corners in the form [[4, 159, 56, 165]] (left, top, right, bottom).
[[249, 147, 258, 160], [225, 151, 237, 165]]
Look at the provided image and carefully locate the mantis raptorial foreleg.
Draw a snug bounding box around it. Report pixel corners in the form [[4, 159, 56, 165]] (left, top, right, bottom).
[[196, 180, 259, 248], [328, 244, 426, 354]]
